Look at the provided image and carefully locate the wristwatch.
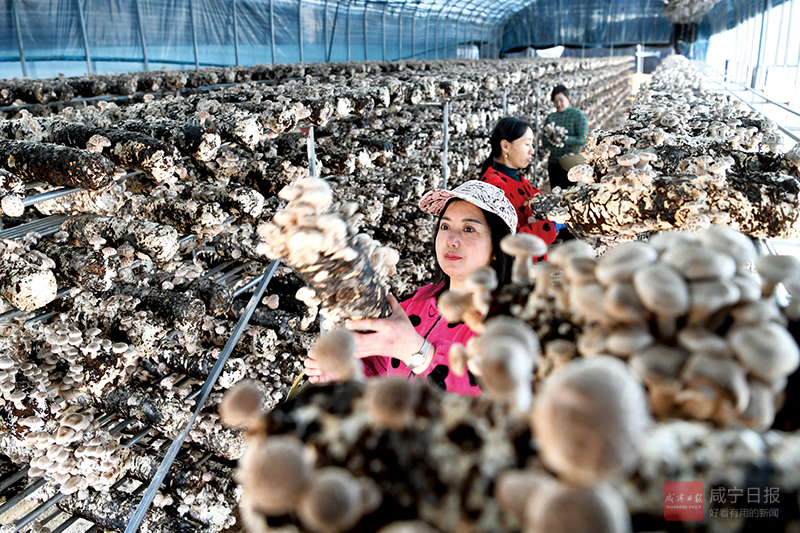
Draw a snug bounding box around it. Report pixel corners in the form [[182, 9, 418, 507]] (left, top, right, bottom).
[[407, 339, 432, 371]]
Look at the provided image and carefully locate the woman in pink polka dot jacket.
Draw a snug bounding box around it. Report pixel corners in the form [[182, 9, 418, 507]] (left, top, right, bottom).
[[304, 180, 516, 395]]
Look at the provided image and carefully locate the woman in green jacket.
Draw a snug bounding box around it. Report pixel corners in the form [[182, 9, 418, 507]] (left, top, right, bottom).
[[541, 84, 589, 192]]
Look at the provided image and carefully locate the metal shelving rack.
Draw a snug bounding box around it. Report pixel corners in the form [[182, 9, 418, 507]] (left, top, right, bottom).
[[0, 79, 311, 530]]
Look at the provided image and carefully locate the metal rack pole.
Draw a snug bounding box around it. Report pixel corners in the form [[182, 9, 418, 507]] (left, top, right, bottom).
[[299, 0, 304, 63], [398, 3, 405, 60], [270, 0, 277, 64], [306, 126, 318, 179], [76, 0, 93, 75], [534, 79, 541, 187], [442, 100, 450, 190], [11, 0, 27, 77], [135, 0, 149, 71], [232, 0, 239, 66], [124, 259, 280, 533], [189, 0, 199, 70]]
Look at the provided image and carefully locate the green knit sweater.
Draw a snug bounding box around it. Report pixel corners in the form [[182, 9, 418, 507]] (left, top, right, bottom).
[[542, 107, 588, 163]]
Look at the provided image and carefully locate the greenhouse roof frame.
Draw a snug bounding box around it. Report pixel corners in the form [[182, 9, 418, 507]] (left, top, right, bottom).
[[322, 0, 538, 25], [0, 0, 792, 80]]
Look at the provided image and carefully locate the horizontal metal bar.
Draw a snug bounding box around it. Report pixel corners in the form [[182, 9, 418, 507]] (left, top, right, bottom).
[[23, 188, 80, 207], [0, 214, 69, 240], [232, 272, 268, 297], [50, 515, 81, 533], [0, 478, 46, 516], [0, 468, 29, 493], [123, 427, 153, 447], [25, 311, 60, 324], [35, 508, 63, 528], [204, 259, 237, 279], [14, 492, 66, 531], [108, 417, 137, 435], [214, 262, 249, 283]]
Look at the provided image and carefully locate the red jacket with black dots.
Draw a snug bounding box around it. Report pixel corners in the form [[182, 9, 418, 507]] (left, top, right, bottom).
[[361, 283, 482, 396], [480, 164, 557, 255]]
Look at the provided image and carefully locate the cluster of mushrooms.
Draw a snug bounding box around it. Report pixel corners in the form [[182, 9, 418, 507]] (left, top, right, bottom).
[[223, 220, 800, 532]]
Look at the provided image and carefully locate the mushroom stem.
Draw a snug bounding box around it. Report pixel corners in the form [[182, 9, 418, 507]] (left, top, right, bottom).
[[655, 314, 678, 340]]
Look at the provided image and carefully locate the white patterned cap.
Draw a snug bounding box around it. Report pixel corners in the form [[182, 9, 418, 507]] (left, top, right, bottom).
[[419, 180, 517, 234]]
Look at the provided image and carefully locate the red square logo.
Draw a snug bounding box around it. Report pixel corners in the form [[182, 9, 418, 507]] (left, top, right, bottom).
[[664, 481, 704, 521]]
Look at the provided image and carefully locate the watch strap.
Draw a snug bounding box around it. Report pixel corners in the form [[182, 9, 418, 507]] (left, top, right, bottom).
[[407, 339, 432, 370]]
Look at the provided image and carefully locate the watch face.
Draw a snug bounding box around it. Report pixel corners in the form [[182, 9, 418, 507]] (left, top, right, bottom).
[[410, 351, 426, 367]]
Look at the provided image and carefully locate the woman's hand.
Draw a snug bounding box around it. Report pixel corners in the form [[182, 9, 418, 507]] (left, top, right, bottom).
[[303, 349, 340, 384], [345, 295, 426, 365]]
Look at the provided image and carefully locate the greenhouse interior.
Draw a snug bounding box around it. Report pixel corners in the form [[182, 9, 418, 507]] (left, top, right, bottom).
[[1, 0, 800, 532]]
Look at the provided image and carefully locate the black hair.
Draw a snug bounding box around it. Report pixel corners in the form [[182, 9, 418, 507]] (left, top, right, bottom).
[[480, 117, 533, 175], [430, 198, 513, 296], [551, 84, 569, 101]]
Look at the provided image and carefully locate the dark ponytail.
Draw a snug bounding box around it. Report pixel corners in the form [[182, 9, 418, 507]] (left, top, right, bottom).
[[480, 117, 533, 175]]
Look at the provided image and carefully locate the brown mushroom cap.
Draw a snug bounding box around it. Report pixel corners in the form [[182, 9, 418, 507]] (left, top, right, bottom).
[[525, 483, 632, 533], [481, 316, 541, 359], [687, 280, 741, 325], [681, 354, 750, 413], [595, 242, 658, 285], [297, 467, 368, 533], [501, 233, 548, 285], [732, 268, 763, 303], [547, 240, 594, 268], [739, 380, 776, 430], [632, 263, 690, 332], [677, 327, 731, 356], [465, 266, 498, 314], [363, 377, 421, 431], [495, 470, 557, 522], [629, 345, 690, 384], [648, 231, 699, 253], [545, 339, 577, 365], [728, 322, 800, 381], [617, 153, 640, 167], [604, 326, 655, 358], [563, 256, 598, 286], [661, 246, 737, 281], [60, 412, 92, 432], [755, 254, 800, 296], [532, 356, 649, 486], [569, 283, 611, 325], [438, 290, 476, 325], [602, 282, 647, 324], [241, 435, 311, 515], [576, 326, 610, 357], [730, 299, 786, 326], [698, 226, 757, 266], [473, 336, 536, 411], [219, 381, 264, 428], [311, 328, 359, 380]]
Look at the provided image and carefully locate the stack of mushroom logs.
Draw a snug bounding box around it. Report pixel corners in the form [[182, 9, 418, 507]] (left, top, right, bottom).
[[0, 56, 633, 218], [0, 57, 634, 530], [224, 225, 800, 533], [0, 56, 633, 298], [531, 55, 800, 247]]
